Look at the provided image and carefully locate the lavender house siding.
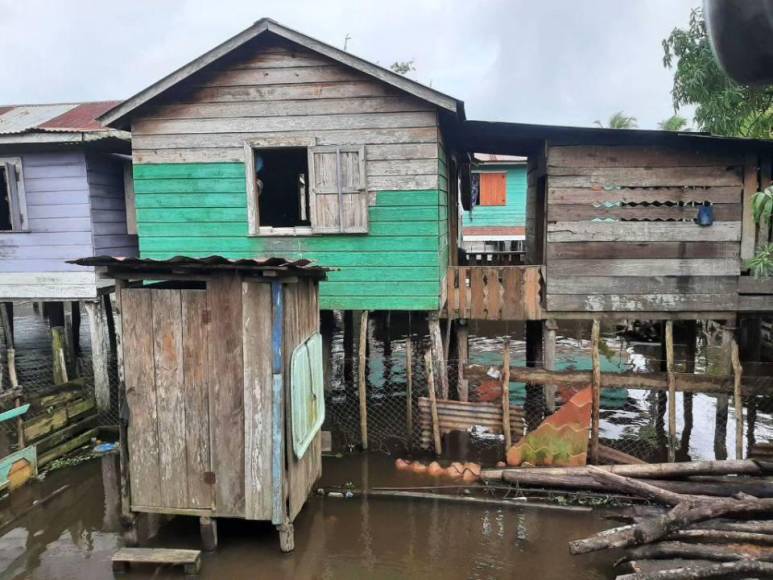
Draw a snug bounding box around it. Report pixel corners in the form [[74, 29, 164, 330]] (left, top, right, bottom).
[[0, 150, 138, 300], [86, 153, 137, 257]]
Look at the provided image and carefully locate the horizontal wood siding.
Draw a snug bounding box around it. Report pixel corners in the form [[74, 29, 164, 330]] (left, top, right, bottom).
[[545, 145, 744, 313], [86, 153, 138, 258], [0, 152, 93, 273], [463, 164, 527, 229], [130, 41, 445, 310]]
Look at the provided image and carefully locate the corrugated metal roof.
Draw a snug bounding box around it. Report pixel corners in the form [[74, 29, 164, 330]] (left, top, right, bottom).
[[69, 255, 331, 279], [0, 101, 123, 136]]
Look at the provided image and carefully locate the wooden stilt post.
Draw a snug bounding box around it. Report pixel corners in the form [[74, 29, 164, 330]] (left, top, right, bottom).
[[715, 320, 735, 461], [63, 302, 77, 378], [48, 302, 68, 385], [502, 338, 512, 451], [85, 299, 111, 414], [428, 312, 448, 399], [679, 321, 697, 459], [358, 310, 369, 450], [200, 516, 218, 552], [405, 329, 413, 438], [731, 339, 744, 460], [590, 319, 601, 465], [456, 319, 469, 402], [0, 304, 22, 449], [424, 350, 442, 455], [543, 319, 558, 413], [665, 320, 676, 463]]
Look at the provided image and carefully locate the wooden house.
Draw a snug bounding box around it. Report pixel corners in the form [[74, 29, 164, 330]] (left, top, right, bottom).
[[97, 18, 465, 315], [0, 102, 137, 412], [72, 255, 329, 552]]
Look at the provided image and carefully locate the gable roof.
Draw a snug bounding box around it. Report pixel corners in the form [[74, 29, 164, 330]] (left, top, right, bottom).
[[100, 18, 464, 129], [0, 101, 128, 145]]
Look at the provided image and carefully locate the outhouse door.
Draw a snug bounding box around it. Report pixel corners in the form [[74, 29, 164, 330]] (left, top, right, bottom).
[[121, 287, 215, 513]]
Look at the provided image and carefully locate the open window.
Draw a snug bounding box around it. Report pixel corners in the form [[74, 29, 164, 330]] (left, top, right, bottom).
[[245, 139, 367, 235], [0, 158, 27, 232]]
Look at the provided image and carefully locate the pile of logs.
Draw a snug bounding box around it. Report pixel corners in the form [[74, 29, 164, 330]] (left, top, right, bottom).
[[484, 459, 773, 579]]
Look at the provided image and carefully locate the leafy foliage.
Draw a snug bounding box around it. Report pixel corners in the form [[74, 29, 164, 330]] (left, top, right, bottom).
[[747, 243, 773, 279], [389, 60, 415, 75], [594, 111, 638, 129], [752, 186, 773, 224], [658, 114, 691, 131], [662, 8, 773, 138]]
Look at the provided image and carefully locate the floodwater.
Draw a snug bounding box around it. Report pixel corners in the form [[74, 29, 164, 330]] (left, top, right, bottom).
[[0, 453, 617, 580]]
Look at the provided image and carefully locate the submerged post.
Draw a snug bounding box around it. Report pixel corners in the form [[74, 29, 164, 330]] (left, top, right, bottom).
[[590, 319, 601, 465], [358, 310, 369, 450], [405, 329, 413, 438], [665, 320, 676, 462], [428, 312, 448, 399], [456, 319, 469, 402], [424, 350, 442, 455], [501, 338, 512, 451], [543, 319, 558, 413], [715, 321, 736, 460], [85, 299, 111, 413], [731, 339, 744, 460]]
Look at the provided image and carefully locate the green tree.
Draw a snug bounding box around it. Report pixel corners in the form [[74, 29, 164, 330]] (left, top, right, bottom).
[[662, 8, 773, 138], [658, 114, 691, 131], [389, 60, 415, 75], [594, 111, 638, 129]]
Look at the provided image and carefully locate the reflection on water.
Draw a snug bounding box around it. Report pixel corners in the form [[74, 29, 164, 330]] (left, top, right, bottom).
[[1, 454, 615, 580]]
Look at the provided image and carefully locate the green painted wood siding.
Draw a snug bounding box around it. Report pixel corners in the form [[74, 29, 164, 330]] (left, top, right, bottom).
[[133, 162, 448, 310], [462, 164, 527, 229]]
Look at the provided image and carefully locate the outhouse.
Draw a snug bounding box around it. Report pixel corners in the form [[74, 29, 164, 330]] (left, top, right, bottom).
[[72, 255, 328, 552]]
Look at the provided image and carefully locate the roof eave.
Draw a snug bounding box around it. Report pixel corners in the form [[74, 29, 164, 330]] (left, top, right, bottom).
[[0, 129, 129, 146], [99, 18, 462, 129]]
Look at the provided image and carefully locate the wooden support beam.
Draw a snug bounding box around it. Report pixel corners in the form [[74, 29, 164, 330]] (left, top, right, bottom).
[[85, 300, 111, 414], [428, 312, 449, 399], [502, 338, 512, 451], [715, 322, 735, 460], [590, 320, 601, 465], [424, 350, 442, 455], [51, 327, 68, 385], [456, 320, 469, 402], [731, 339, 743, 460], [199, 516, 218, 552], [358, 310, 369, 450], [543, 319, 558, 412], [665, 321, 676, 462]]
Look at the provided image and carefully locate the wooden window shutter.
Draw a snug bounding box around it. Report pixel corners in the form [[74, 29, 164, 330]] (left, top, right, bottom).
[[479, 173, 507, 206], [3, 162, 22, 230], [308, 145, 367, 234]]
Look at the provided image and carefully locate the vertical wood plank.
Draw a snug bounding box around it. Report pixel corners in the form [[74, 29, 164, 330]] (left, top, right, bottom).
[[446, 267, 456, 318], [486, 269, 502, 320], [85, 300, 111, 412], [151, 289, 187, 508], [122, 289, 161, 508], [501, 268, 519, 319], [182, 290, 214, 510], [242, 282, 274, 520], [731, 339, 744, 460], [456, 320, 469, 402], [543, 319, 557, 412], [459, 267, 468, 319], [358, 310, 369, 450], [470, 268, 485, 319], [590, 319, 601, 465], [428, 313, 448, 399], [424, 350, 442, 455], [501, 339, 512, 451], [405, 330, 413, 434], [741, 153, 759, 261], [665, 320, 676, 463], [207, 274, 245, 517]]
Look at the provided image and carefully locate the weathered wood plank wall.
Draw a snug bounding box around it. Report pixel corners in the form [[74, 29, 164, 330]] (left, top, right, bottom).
[[544, 145, 745, 312], [86, 153, 138, 257], [130, 39, 447, 311]]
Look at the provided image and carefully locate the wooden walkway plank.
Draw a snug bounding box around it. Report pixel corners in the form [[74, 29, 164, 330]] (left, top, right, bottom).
[[112, 547, 201, 576]]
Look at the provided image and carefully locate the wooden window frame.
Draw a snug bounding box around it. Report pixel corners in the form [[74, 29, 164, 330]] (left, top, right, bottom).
[[477, 171, 507, 207], [0, 156, 28, 233], [307, 144, 368, 234], [244, 137, 317, 237]]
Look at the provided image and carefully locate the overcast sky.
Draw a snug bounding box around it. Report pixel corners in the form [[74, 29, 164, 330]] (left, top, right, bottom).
[[0, 0, 701, 129]]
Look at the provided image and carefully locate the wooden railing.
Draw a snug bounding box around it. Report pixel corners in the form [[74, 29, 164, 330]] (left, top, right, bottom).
[[461, 250, 526, 266], [444, 266, 542, 320]]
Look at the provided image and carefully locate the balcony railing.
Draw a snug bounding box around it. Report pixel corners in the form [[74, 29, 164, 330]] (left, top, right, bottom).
[[444, 266, 542, 320]]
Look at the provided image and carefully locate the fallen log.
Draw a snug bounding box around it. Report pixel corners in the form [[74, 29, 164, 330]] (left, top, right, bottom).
[[569, 497, 773, 554], [625, 540, 773, 563], [483, 459, 763, 481], [586, 465, 700, 506], [499, 470, 773, 498], [616, 559, 773, 580], [666, 528, 773, 545]]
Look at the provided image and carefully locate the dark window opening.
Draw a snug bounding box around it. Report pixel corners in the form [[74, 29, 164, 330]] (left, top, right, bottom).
[[254, 148, 310, 228], [0, 167, 12, 231]]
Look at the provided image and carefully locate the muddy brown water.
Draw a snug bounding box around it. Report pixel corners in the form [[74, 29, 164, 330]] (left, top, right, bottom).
[[0, 453, 617, 580]]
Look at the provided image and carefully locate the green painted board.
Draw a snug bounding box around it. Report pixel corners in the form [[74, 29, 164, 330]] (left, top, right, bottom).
[[290, 332, 325, 459]]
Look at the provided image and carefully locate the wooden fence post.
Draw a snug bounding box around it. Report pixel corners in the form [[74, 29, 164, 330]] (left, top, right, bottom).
[[405, 331, 413, 437], [665, 320, 677, 462], [590, 319, 601, 465], [358, 310, 369, 450], [731, 339, 744, 460], [424, 350, 442, 455], [85, 299, 111, 414], [456, 319, 469, 402], [501, 338, 512, 451], [543, 319, 558, 413]]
